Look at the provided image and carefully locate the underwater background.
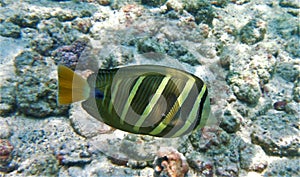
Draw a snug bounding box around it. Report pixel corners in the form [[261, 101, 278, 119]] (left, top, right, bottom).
[[0, 0, 299, 176]]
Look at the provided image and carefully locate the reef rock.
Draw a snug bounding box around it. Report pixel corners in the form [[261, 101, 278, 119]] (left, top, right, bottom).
[[14, 51, 68, 118], [251, 112, 299, 157], [228, 71, 262, 105], [0, 22, 21, 38], [153, 147, 189, 177], [240, 19, 267, 45]]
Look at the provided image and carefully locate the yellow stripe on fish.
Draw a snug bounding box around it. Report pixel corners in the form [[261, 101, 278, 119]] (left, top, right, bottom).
[[57, 65, 210, 138]]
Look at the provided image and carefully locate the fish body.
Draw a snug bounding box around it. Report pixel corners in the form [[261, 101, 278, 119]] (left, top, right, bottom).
[[58, 65, 210, 138]]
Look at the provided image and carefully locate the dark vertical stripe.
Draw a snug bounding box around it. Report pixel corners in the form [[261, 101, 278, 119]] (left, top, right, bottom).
[[133, 75, 172, 131], [119, 76, 145, 124], [177, 88, 208, 137], [155, 82, 199, 137], [192, 89, 208, 130], [130, 75, 164, 115], [170, 84, 207, 137], [139, 78, 180, 128]]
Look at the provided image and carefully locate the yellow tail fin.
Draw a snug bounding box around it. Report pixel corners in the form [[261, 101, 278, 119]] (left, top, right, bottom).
[[57, 65, 90, 105]]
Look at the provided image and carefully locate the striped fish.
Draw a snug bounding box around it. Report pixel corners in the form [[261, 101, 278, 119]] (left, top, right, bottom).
[[58, 65, 210, 138]]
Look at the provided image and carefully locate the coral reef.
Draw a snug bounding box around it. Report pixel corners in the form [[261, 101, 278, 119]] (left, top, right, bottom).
[[0, 82, 16, 116], [153, 147, 189, 177], [239, 19, 267, 45], [69, 103, 113, 138], [182, 0, 215, 25], [228, 71, 262, 105], [141, 0, 167, 7], [16, 154, 59, 176], [0, 0, 299, 176], [0, 139, 15, 173], [186, 152, 214, 176], [251, 112, 299, 157], [0, 119, 11, 139], [220, 108, 242, 133], [0, 22, 21, 38], [264, 158, 300, 176], [0, 139, 14, 166], [14, 51, 68, 117], [52, 38, 92, 69], [275, 61, 300, 82]]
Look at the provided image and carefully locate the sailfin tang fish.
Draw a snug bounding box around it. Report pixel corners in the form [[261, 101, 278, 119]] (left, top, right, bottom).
[[58, 65, 211, 138]]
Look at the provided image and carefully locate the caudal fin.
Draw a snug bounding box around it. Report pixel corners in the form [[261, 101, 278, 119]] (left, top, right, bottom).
[[57, 65, 90, 105]]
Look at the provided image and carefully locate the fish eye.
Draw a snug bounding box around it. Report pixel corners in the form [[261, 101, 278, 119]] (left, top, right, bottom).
[[94, 88, 104, 99]]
